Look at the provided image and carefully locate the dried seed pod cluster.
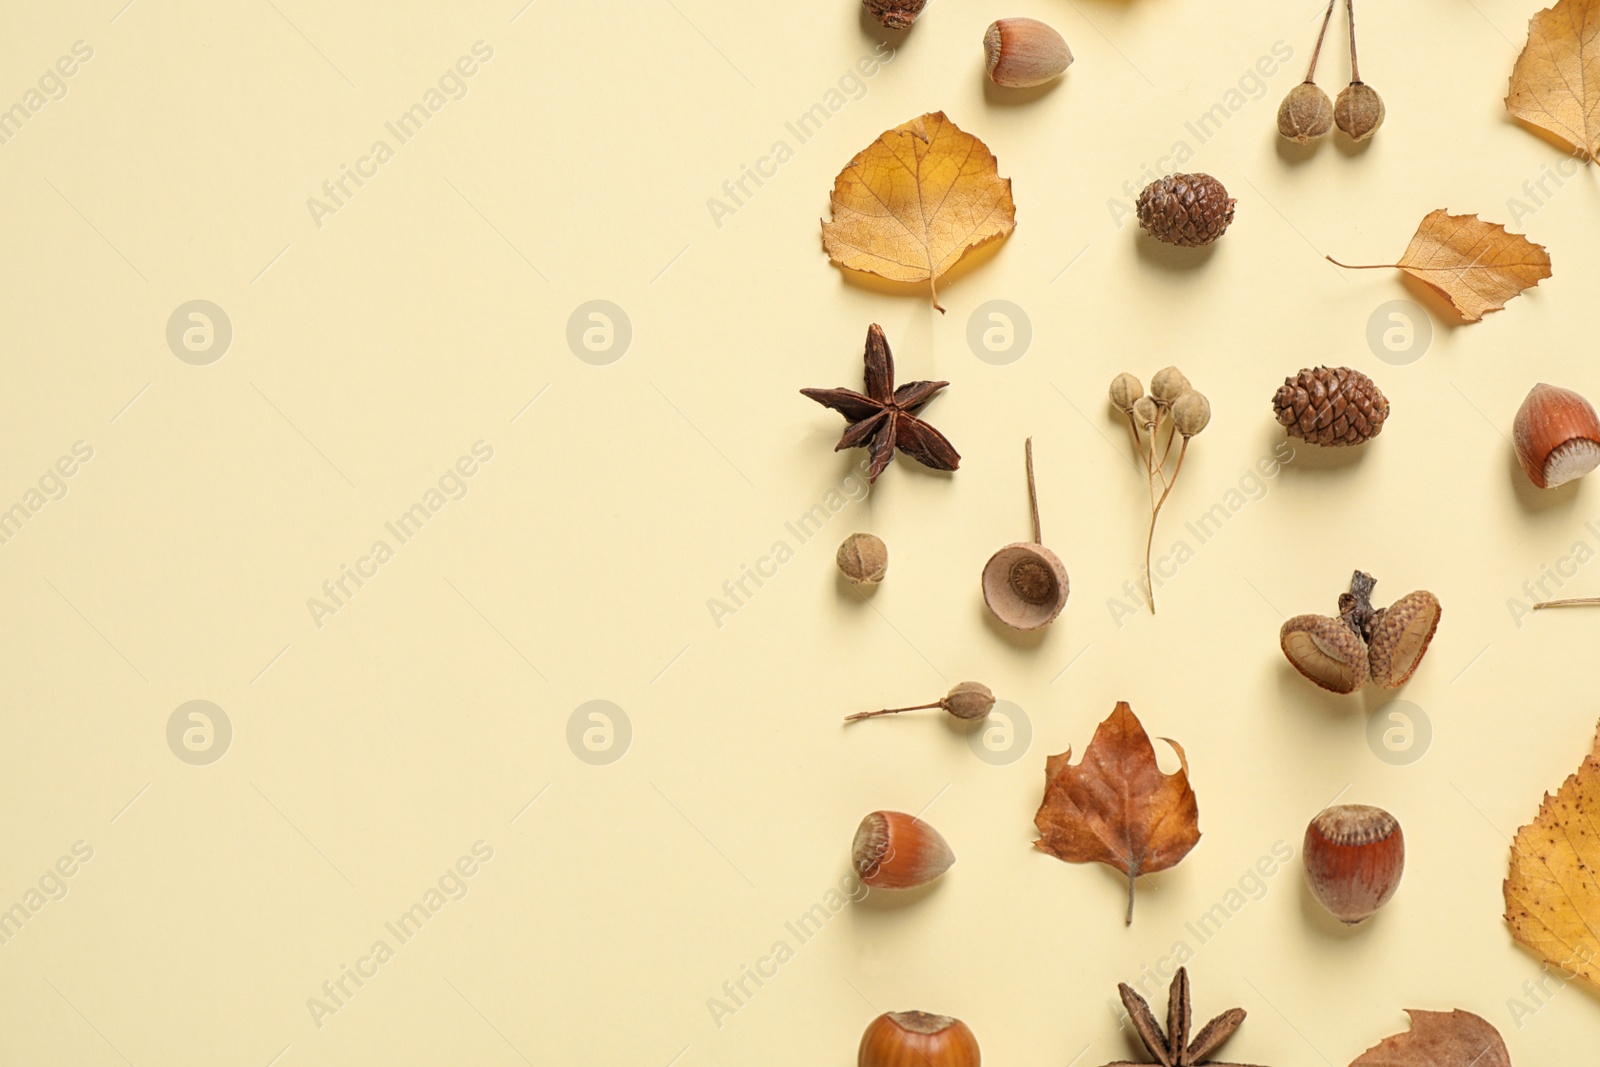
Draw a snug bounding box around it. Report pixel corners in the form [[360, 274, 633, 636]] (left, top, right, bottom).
[[1303, 804, 1405, 923], [1273, 366, 1389, 447], [1110, 369, 1211, 613], [1513, 382, 1600, 488], [1278, 0, 1384, 144], [984, 18, 1073, 88], [1135, 173, 1235, 247], [982, 438, 1069, 630], [1281, 571, 1441, 694]]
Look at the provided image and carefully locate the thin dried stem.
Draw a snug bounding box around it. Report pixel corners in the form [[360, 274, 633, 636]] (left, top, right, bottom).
[[1345, 0, 1361, 83], [1143, 438, 1190, 615], [1326, 255, 1396, 269], [1533, 597, 1600, 610], [1305, 0, 1337, 82], [1025, 436, 1042, 544], [845, 702, 941, 722]]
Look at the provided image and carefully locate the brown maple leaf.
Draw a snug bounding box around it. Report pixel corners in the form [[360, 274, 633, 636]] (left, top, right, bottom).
[[1506, 0, 1600, 160], [800, 324, 960, 484], [821, 111, 1016, 312], [1348, 1010, 1510, 1067], [1504, 719, 1600, 988], [1032, 701, 1200, 924], [1328, 211, 1551, 322]]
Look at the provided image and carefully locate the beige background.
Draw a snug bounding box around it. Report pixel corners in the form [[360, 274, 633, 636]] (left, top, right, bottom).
[[2, 0, 1598, 1063]]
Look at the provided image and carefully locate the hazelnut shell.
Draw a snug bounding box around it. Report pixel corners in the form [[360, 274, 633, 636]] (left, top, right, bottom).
[[1280, 614, 1370, 694], [984, 17, 1073, 88], [982, 542, 1069, 630], [1513, 383, 1600, 489], [1367, 591, 1441, 688], [859, 1011, 980, 1067], [852, 811, 955, 890], [1303, 804, 1404, 924]]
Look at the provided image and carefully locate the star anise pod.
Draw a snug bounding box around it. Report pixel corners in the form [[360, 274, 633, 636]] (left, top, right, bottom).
[[1105, 969, 1266, 1067], [801, 324, 960, 484]]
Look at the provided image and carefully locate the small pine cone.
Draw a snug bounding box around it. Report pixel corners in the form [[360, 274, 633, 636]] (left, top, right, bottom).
[[1136, 173, 1236, 247], [862, 0, 927, 29], [1274, 366, 1390, 447]]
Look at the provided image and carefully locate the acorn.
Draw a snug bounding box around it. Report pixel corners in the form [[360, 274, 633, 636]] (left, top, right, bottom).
[[1303, 804, 1404, 923], [852, 811, 955, 890], [1334, 81, 1385, 141], [1278, 82, 1334, 142], [838, 532, 889, 585], [1513, 383, 1600, 489], [982, 438, 1068, 630], [859, 1011, 980, 1067], [1280, 571, 1440, 694], [983, 18, 1072, 88], [845, 682, 996, 723]]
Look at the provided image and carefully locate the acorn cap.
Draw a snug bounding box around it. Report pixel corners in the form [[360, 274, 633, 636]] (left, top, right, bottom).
[[1280, 614, 1370, 694], [1367, 591, 1441, 688], [983, 542, 1069, 630], [1278, 81, 1334, 142]]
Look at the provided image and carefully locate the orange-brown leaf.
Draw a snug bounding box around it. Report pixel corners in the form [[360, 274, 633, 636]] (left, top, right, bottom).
[[1348, 1010, 1510, 1067], [1032, 701, 1200, 924], [1332, 211, 1551, 323], [821, 111, 1015, 312], [1506, 0, 1600, 160], [1504, 719, 1600, 987]]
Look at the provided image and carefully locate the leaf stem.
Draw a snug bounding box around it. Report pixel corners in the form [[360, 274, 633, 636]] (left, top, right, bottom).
[[1126, 872, 1137, 925], [845, 702, 941, 722], [1533, 597, 1600, 610], [1325, 256, 1397, 269], [1346, 0, 1361, 83], [1304, 0, 1337, 82], [1026, 436, 1042, 544]]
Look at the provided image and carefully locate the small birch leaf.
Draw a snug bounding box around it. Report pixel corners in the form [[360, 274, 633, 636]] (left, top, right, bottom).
[[1506, 0, 1600, 160]]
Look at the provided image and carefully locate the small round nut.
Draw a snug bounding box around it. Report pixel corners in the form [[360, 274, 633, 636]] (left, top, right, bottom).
[[1172, 391, 1211, 437], [1278, 82, 1334, 143], [1109, 372, 1143, 413], [984, 17, 1073, 89], [837, 532, 888, 585]]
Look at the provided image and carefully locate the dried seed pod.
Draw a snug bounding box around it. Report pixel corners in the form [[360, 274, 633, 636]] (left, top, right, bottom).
[[1280, 614, 1370, 694], [1303, 804, 1404, 923], [1149, 366, 1190, 405], [862, 0, 927, 30], [1334, 81, 1385, 140], [858, 1011, 980, 1067], [1131, 395, 1159, 430], [845, 681, 996, 723], [852, 811, 955, 890], [983, 439, 1069, 630], [1367, 591, 1442, 688], [1278, 81, 1334, 142], [1513, 383, 1600, 488], [837, 532, 889, 585], [1136, 173, 1236, 247], [1171, 391, 1211, 438], [984, 17, 1073, 88], [1109, 372, 1143, 413]]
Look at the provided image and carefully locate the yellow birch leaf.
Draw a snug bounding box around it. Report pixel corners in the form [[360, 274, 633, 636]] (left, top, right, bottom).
[[1504, 720, 1600, 987], [1506, 0, 1600, 160], [821, 111, 1015, 313], [1328, 210, 1552, 322]]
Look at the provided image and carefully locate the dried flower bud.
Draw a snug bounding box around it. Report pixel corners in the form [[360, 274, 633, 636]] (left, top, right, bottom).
[[1277, 82, 1334, 143], [1132, 396, 1159, 430], [1334, 82, 1385, 141], [837, 532, 888, 585], [1109, 373, 1143, 413], [1172, 391, 1211, 437], [1150, 367, 1190, 405]]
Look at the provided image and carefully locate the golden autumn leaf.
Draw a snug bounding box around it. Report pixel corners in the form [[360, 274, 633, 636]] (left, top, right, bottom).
[[821, 111, 1015, 312], [1348, 1010, 1510, 1067], [1328, 211, 1551, 322], [1504, 720, 1600, 987], [1506, 0, 1600, 160], [1032, 701, 1200, 925]]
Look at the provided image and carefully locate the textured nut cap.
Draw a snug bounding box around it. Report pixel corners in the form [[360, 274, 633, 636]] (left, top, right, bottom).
[[837, 532, 889, 585], [984, 17, 1073, 88], [1281, 614, 1370, 694], [1367, 591, 1441, 688], [1273, 366, 1389, 447], [852, 811, 955, 890], [1278, 82, 1334, 142], [1136, 173, 1236, 247], [1334, 82, 1385, 141], [859, 1011, 980, 1067], [982, 542, 1068, 630], [862, 0, 927, 29], [1303, 804, 1404, 924], [1513, 383, 1600, 488]]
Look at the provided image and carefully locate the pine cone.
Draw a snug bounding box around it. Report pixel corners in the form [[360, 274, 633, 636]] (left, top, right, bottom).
[[862, 0, 927, 28], [1274, 366, 1390, 447], [1136, 173, 1235, 247]]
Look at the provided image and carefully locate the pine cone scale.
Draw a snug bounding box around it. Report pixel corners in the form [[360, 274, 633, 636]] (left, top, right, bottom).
[[1273, 366, 1389, 447]]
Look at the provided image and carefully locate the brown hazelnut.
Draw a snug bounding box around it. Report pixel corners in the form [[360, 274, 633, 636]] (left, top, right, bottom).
[[858, 1011, 979, 1067], [1303, 804, 1404, 923], [984, 18, 1072, 89], [852, 811, 954, 890], [1514, 383, 1600, 489]]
